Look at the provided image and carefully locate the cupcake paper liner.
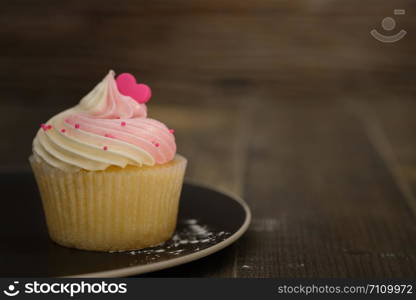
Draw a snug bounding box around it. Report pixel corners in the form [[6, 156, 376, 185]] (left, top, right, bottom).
[[29, 154, 187, 252]]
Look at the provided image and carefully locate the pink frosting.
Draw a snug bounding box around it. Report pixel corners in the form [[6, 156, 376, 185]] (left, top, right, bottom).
[[64, 115, 176, 165]]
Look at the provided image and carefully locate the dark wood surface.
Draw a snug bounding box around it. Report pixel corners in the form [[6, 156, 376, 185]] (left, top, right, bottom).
[[1, 0, 416, 277]]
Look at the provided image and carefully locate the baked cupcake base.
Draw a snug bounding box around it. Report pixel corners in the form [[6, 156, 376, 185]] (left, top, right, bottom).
[[29, 154, 187, 252]]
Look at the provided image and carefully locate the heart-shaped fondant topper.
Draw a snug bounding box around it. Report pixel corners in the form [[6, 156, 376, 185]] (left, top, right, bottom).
[[116, 73, 152, 104]]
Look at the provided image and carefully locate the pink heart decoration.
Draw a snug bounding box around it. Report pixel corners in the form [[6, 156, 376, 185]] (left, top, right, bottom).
[[116, 73, 152, 104]]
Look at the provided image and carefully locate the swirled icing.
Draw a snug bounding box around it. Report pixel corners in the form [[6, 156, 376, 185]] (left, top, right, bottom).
[[32, 71, 176, 172]]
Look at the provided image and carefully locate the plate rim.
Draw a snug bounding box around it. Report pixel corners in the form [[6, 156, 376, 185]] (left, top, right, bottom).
[[65, 179, 252, 278]]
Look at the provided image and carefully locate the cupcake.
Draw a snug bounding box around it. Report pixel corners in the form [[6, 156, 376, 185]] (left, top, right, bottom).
[[29, 70, 187, 252]]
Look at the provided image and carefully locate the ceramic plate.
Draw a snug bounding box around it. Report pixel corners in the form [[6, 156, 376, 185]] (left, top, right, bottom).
[[0, 172, 251, 277]]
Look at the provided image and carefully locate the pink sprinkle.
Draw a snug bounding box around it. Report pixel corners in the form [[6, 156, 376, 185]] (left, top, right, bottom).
[[121, 121, 126, 127], [60, 129, 66, 133], [103, 146, 108, 151], [74, 124, 80, 129], [40, 124, 52, 131], [104, 133, 114, 138], [169, 129, 175, 134], [154, 142, 160, 147]]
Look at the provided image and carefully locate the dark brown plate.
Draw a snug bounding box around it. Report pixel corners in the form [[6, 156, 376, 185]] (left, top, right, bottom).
[[0, 172, 251, 277]]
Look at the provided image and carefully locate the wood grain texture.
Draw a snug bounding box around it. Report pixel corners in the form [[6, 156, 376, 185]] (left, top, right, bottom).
[[0, 0, 416, 277], [236, 99, 416, 278], [347, 98, 416, 218]]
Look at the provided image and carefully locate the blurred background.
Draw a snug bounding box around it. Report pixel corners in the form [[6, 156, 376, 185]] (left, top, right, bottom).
[[1, 0, 415, 277]]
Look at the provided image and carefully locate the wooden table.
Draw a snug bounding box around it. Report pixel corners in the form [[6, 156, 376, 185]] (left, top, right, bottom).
[[1, 0, 415, 277]]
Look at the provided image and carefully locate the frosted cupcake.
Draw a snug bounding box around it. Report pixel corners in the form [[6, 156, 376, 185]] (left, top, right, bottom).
[[30, 71, 187, 252]]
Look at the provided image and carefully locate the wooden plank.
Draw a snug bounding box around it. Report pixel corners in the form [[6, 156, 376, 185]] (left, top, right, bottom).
[[347, 98, 416, 217], [1, 0, 415, 108], [236, 99, 416, 277]]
